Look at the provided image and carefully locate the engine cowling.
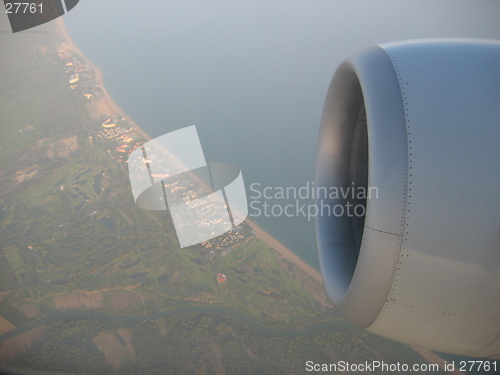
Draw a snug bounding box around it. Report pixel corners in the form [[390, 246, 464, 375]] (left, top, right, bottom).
[[315, 39, 500, 358]]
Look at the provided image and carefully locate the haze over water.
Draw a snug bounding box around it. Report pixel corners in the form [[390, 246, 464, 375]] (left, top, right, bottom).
[[64, 0, 500, 269]]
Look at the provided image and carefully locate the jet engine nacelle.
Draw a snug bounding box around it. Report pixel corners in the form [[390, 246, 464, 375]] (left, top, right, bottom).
[[315, 39, 500, 358]]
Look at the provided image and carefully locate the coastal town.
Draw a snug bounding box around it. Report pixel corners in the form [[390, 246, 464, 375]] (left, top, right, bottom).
[[58, 43, 104, 101], [55, 43, 146, 164], [55, 41, 250, 253]]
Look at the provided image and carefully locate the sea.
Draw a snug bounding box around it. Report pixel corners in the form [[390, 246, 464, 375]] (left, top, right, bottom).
[[63, 0, 499, 270]]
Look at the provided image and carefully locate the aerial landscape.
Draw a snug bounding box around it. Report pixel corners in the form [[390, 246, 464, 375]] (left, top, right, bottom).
[[0, 7, 480, 375]]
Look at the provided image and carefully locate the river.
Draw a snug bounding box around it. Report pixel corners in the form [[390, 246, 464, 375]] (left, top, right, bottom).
[[0, 303, 348, 343]]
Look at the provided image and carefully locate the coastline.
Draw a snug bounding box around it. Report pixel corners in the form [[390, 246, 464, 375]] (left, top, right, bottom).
[[54, 19, 324, 287], [245, 219, 322, 284], [54, 18, 150, 142]]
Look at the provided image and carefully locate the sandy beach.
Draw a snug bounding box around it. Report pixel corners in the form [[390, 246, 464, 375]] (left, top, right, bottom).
[[245, 219, 322, 283], [54, 18, 324, 287]]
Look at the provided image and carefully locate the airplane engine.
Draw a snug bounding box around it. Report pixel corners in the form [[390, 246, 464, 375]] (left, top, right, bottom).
[[315, 39, 500, 358]]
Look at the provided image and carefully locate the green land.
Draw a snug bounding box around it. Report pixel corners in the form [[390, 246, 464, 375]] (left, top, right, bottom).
[[0, 15, 446, 375]]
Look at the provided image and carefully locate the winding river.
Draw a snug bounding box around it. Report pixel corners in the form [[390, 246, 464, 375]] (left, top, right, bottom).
[[0, 303, 351, 343]]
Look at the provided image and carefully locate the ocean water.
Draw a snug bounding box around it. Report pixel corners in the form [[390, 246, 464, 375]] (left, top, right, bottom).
[[63, 0, 500, 270]]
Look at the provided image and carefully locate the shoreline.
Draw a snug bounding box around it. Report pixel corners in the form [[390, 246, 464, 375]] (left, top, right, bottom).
[[54, 19, 324, 287], [245, 219, 322, 283], [54, 19, 150, 142]]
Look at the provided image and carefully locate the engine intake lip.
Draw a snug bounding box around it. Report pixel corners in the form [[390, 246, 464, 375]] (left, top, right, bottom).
[[315, 45, 408, 326]]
